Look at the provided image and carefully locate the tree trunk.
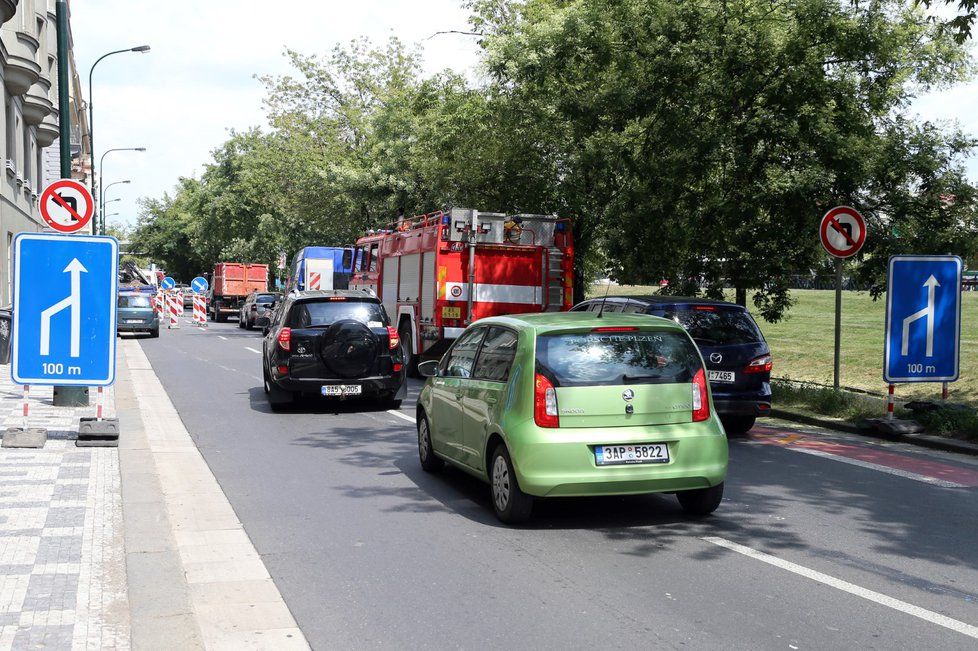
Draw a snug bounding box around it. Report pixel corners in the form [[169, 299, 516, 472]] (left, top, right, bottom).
[[735, 286, 747, 307]]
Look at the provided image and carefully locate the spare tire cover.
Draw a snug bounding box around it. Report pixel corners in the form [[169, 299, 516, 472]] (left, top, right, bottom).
[[320, 319, 379, 379]]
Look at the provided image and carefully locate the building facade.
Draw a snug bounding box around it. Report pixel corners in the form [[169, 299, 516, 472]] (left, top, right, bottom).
[[0, 0, 88, 305]]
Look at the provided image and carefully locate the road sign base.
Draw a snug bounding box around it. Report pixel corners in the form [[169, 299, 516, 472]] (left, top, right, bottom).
[[2, 427, 47, 448], [53, 386, 90, 407], [865, 417, 924, 437], [76, 417, 119, 447]]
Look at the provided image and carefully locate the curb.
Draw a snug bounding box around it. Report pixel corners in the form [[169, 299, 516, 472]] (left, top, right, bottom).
[[769, 408, 978, 457]]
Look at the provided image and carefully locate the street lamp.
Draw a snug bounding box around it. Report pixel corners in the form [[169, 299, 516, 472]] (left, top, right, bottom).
[[99, 147, 145, 227], [101, 180, 130, 233], [88, 46, 150, 234]]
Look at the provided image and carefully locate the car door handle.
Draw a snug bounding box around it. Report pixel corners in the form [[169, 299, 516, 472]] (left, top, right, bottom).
[[454, 392, 464, 400], [485, 396, 498, 405]]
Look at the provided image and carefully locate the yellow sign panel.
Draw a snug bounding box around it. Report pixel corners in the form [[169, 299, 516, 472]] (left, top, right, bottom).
[[442, 306, 461, 319]]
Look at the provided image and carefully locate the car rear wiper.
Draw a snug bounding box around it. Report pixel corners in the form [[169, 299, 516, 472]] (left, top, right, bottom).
[[622, 374, 663, 383]]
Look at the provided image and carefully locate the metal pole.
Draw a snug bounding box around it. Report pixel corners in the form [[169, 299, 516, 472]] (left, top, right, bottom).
[[833, 257, 843, 390], [466, 210, 477, 324], [55, 1, 71, 178]]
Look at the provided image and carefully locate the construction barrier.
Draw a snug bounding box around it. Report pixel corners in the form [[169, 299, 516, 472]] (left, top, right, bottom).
[[193, 295, 207, 327], [154, 290, 164, 315], [176, 291, 185, 312], [167, 293, 181, 329]]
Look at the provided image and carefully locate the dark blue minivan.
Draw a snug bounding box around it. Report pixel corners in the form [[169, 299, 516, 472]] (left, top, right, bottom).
[[571, 295, 772, 434]]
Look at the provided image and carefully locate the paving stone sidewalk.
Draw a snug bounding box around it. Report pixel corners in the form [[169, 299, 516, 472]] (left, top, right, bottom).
[[0, 365, 129, 649]]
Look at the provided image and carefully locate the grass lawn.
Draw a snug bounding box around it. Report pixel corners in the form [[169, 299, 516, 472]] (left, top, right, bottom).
[[588, 283, 978, 407]]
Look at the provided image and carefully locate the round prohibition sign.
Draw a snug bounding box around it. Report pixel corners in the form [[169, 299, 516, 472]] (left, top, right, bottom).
[[819, 206, 866, 259], [39, 179, 94, 233]]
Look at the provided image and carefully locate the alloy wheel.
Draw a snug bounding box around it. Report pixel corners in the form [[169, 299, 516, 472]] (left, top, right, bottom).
[[418, 419, 430, 462], [492, 455, 510, 512]]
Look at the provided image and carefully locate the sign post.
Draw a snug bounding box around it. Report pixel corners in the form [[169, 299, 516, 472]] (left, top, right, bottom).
[[819, 206, 867, 390], [7, 233, 120, 446]]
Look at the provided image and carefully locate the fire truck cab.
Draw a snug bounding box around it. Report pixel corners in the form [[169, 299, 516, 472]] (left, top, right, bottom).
[[351, 208, 574, 374]]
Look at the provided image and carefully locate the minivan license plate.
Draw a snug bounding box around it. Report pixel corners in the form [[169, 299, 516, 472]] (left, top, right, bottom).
[[595, 444, 669, 466], [321, 385, 362, 396], [708, 371, 735, 383]]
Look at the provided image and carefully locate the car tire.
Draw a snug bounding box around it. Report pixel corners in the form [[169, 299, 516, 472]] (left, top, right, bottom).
[[677, 482, 724, 516], [721, 415, 756, 436], [417, 413, 443, 472], [263, 365, 293, 412], [238, 314, 245, 329], [149, 327, 159, 339], [399, 321, 419, 378], [489, 445, 533, 524]]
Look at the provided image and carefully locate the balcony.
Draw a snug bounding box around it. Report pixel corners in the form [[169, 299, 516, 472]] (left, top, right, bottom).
[[23, 77, 52, 125], [0, 1, 17, 26], [37, 108, 58, 148], [0, 29, 40, 95]]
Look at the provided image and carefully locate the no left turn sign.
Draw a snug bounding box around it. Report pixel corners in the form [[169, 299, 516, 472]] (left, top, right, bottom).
[[39, 179, 94, 234], [819, 206, 866, 259]]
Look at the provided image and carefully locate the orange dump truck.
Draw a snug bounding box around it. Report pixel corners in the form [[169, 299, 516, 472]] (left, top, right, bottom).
[[209, 263, 269, 322]]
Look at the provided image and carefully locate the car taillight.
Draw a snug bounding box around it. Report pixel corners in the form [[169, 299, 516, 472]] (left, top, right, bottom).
[[387, 326, 400, 350], [277, 327, 291, 352], [276, 365, 289, 376], [534, 373, 559, 428], [692, 368, 710, 422], [393, 363, 403, 373], [744, 354, 773, 374]]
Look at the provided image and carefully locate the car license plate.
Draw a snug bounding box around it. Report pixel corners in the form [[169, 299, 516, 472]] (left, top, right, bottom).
[[442, 306, 461, 319], [708, 370, 735, 383], [321, 385, 362, 396], [595, 444, 669, 466], [126, 319, 144, 324]]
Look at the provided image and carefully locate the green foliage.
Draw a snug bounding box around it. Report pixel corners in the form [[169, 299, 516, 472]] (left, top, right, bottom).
[[911, 406, 978, 440], [771, 379, 880, 422], [132, 1, 977, 314]]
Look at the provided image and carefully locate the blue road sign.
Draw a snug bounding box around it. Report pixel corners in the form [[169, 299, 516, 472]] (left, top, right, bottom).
[[191, 276, 209, 294], [884, 255, 962, 383], [12, 233, 119, 386], [161, 276, 176, 290]]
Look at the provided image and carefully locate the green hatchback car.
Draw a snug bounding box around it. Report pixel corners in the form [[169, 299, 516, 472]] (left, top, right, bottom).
[[416, 312, 729, 523]]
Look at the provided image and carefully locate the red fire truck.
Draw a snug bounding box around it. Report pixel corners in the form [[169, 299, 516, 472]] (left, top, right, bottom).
[[350, 208, 574, 373]]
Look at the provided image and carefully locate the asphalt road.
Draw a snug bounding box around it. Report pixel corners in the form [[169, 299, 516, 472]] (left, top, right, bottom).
[[136, 319, 978, 649]]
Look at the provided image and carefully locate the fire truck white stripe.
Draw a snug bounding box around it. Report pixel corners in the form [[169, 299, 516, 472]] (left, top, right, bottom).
[[445, 283, 542, 305]]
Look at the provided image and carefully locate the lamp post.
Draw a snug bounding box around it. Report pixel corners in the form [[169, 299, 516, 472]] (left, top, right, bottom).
[[99, 147, 145, 232], [89, 46, 150, 234], [101, 180, 130, 233]]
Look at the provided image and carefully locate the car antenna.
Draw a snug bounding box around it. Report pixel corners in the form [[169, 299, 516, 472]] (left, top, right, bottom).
[[596, 279, 613, 319]]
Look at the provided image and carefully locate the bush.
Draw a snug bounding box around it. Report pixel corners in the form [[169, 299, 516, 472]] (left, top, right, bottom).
[[911, 408, 978, 442], [771, 379, 880, 421]]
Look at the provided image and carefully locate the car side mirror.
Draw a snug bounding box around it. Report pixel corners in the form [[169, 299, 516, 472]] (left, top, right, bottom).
[[417, 360, 439, 378], [262, 326, 270, 336]]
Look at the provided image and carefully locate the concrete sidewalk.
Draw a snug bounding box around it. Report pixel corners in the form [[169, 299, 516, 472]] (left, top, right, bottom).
[[0, 339, 308, 649]]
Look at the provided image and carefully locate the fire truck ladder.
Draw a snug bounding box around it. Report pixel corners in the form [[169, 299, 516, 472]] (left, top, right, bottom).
[[546, 247, 565, 311]]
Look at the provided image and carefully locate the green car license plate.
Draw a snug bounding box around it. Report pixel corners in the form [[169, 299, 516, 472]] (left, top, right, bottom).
[[595, 444, 669, 466], [321, 384, 362, 396]]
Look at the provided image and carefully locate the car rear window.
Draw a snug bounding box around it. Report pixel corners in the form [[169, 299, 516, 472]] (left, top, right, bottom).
[[289, 300, 387, 328], [653, 308, 764, 345], [535, 330, 702, 387], [118, 295, 151, 308], [257, 295, 276, 304]]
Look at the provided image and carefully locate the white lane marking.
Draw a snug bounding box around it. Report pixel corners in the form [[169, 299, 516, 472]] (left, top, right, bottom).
[[245, 347, 261, 355], [218, 336, 228, 341], [785, 446, 966, 489], [387, 410, 416, 424], [702, 536, 978, 640]]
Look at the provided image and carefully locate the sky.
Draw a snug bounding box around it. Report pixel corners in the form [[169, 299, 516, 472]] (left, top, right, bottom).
[[71, 1, 978, 230]]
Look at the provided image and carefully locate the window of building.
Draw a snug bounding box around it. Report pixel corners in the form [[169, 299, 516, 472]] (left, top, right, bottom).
[[5, 98, 14, 165], [23, 127, 31, 186]]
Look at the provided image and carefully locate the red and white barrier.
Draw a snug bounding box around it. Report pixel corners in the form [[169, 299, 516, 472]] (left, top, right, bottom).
[[167, 293, 181, 329], [176, 291, 185, 312], [154, 291, 164, 315], [193, 295, 207, 326], [887, 384, 894, 420]]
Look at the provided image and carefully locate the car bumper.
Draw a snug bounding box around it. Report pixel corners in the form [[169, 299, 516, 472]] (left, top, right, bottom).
[[505, 419, 728, 498], [271, 374, 406, 399], [712, 383, 772, 416], [117, 320, 158, 332]]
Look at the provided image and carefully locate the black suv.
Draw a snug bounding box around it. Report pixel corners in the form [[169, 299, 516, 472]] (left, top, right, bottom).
[[572, 295, 772, 434], [262, 290, 407, 411]]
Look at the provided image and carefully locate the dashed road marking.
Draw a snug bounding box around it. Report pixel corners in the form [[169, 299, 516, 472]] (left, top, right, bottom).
[[387, 410, 415, 424], [245, 347, 261, 355], [702, 536, 978, 640], [218, 336, 228, 341]]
